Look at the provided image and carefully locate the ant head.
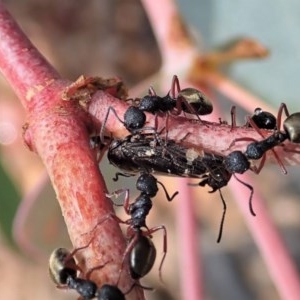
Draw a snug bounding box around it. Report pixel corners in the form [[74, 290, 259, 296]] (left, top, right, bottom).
[[208, 166, 232, 191], [129, 234, 157, 280], [250, 108, 277, 130], [124, 106, 146, 132], [224, 151, 250, 174], [178, 87, 213, 115], [283, 112, 300, 143], [136, 173, 158, 197], [97, 284, 125, 300], [66, 277, 98, 299], [49, 248, 77, 285]]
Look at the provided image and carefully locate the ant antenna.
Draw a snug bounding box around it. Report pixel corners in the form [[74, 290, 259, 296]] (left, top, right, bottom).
[[233, 174, 255, 216], [217, 189, 227, 243]]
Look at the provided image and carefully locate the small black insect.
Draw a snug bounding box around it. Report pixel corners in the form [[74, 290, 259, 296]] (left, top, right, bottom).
[[108, 172, 173, 280], [108, 133, 212, 177], [100, 75, 213, 145], [138, 75, 213, 118], [49, 245, 125, 300], [229, 103, 300, 174], [108, 133, 255, 242]]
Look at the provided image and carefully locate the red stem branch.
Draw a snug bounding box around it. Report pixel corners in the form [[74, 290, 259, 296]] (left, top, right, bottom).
[[0, 4, 141, 299]]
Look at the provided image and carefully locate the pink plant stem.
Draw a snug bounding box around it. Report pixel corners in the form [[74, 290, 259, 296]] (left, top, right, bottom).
[[205, 71, 277, 115], [0, 4, 141, 298], [141, 0, 197, 75], [0, 5, 60, 106], [228, 176, 300, 300], [175, 178, 203, 300]]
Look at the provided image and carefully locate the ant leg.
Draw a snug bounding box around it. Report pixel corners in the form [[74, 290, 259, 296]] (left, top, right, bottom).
[[276, 102, 290, 130], [60, 234, 97, 276], [174, 95, 204, 122], [247, 116, 287, 174], [81, 213, 122, 240], [217, 189, 226, 243], [106, 188, 131, 214], [170, 75, 181, 98], [226, 136, 257, 150], [164, 113, 170, 142], [231, 116, 287, 175], [99, 106, 124, 144], [146, 225, 167, 283], [157, 180, 179, 201], [124, 282, 153, 295], [116, 232, 139, 286], [148, 86, 157, 96], [230, 106, 237, 131], [85, 260, 111, 280], [233, 174, 256, 217], [67, 235, 95, 259], [250, 154, 266, 175]]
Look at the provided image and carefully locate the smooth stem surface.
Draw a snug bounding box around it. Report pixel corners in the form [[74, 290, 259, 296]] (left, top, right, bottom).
[[229, 175, 300, 300], [175, 178, 203, 300], [0, 4, 60, 107]]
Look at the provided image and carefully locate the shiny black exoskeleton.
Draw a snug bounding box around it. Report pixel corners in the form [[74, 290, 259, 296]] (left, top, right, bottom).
[[100, 105, 147, 143], [129, 229, 157, 280], [249, 107, 277, 130], [138, 75, 213, 117], [108, 172, 172, 280], [109, 172, 177, 229], [100, 75, 212, 144], [108, 133, 254, 242], [108, 133, 222, 178], [228, 104, 300, 175], [49, 247, 125, 300]]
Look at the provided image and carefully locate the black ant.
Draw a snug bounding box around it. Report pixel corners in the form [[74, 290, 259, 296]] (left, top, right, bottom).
[[48, 244, 125, 300], [107, 172, 175, 281], [198, 106, 300, 240], [100, 76, 213, 143], [227, 103, 300, 175], [137, 75, 213, 118]]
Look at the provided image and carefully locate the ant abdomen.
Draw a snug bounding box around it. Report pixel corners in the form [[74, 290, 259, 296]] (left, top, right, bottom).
[[129, 234, 157, 280], [49, 247, 77, 285], [178, 87, 213, 115], [249, 107, 277, 130], [283, 112, 300, 143]]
